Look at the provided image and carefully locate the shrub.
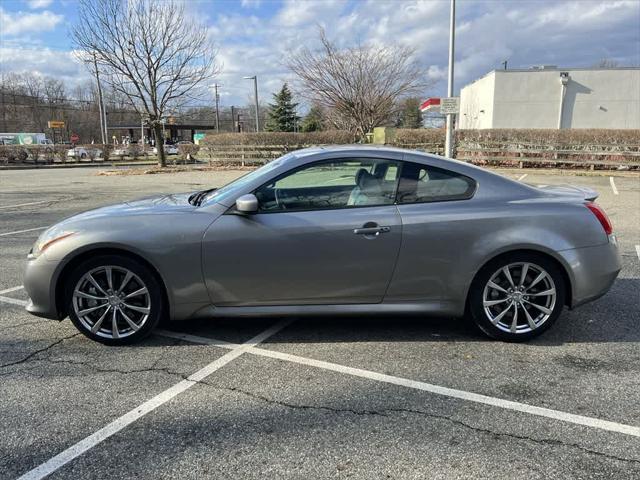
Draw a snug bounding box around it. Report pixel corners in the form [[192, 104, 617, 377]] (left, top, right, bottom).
[[202, 130, 354, 146], [127, 143, 142, 160], [456, 129, 640, 148], [102, 144, 112, 162], [177, 143, 200, 163], [391, 128, 445, 145]]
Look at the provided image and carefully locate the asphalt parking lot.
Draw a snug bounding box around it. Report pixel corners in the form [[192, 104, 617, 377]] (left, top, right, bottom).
[[1, 166, 639, 479]]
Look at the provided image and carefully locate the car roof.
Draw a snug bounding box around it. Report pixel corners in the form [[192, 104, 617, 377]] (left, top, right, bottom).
[[293, 144, 409, 158]]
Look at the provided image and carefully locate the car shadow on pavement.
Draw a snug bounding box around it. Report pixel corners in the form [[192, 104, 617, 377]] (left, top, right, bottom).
[[161, 278, 639, 347]]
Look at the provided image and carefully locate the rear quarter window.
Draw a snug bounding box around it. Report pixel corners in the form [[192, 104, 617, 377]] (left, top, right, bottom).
[[396, 162, 476, 204]]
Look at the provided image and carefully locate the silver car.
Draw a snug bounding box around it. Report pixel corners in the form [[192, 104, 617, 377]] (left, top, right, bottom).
[[24, 146, 621, 345]]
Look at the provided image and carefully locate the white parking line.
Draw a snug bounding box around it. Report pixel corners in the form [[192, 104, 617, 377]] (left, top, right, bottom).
[[0, 199, 62, 210], [0, 285, 24, 295], [17, 319, 293, 480], [636, 245, 640, 262], [0, 226, 47, 237], [154, 331, 640, 439], [0, 295, 27, 307], [517, 174, 528, 181], [609, 176, 619, 195]]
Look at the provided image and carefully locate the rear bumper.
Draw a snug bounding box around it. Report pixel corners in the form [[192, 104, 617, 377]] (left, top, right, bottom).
[[559, 239, 621, 309]]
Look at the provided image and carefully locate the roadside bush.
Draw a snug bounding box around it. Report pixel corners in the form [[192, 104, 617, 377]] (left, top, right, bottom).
[[457, 129, 640, 149], [177, 143, 200, 163], [202, 130, 354, 146], [127, 143, 142, 160], [102, 144, 112, 162], [391, 128, 445, 145]]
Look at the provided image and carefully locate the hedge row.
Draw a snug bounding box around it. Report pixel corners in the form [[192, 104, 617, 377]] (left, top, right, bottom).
[[201, 130, 354, 146], [202, 128, 640, 149], [456, 129, 640, 147]]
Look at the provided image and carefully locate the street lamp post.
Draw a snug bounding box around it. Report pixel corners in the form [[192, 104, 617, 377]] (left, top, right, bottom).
[[444, 0, 456, 159], [243, 76, 260, 132]]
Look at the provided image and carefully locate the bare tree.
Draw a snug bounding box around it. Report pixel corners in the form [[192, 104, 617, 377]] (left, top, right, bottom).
[[593, 58, 620, 68], [288, 30, 430, 139], [71, 0, 219, 166]]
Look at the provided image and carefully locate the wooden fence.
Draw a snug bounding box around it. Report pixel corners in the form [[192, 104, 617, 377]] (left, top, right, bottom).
[[200, 141, 640, 170]]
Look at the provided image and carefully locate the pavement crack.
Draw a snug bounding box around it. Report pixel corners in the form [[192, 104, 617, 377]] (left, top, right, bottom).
[[208, 384, 387, 417], [0, 332, 81, 368], [212, 385, 640, 465], [385, 407, 640, 465]]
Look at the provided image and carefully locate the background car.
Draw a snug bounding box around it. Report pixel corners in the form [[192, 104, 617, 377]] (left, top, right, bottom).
[[23, 146, 620, 345], [153, 144, 178, 155], [66, 147, 102, 160]]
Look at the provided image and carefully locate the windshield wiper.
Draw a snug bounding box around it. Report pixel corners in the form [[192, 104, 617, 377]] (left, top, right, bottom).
[[189, 188, 217, 207]]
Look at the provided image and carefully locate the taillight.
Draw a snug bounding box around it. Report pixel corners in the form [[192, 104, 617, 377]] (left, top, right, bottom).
[[586, 202, 613, 235]]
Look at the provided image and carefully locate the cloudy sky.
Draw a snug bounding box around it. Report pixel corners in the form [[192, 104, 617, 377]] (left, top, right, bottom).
[[1, 0, 639, 108]]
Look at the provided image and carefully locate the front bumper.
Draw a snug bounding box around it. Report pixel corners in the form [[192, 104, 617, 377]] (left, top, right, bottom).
[[560, 239, 622, 309], [23, 253, 63, 320]]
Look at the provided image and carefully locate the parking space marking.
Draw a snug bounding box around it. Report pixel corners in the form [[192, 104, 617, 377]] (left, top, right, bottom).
[[154, 331, 640, 438], [517, 174, 528, 181], [636, 245, 640, 262], [0, 285, 24, 295], [0, 295, 27, 307], [17, 319, 293, 480], [156, 329, 238, 349], [609, 176, 619, 195], [0, 200, 55, 210], [0, 226, 48, 237]]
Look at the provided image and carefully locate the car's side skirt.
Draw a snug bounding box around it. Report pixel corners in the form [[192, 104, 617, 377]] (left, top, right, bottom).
[[185, 301, 462, 320]]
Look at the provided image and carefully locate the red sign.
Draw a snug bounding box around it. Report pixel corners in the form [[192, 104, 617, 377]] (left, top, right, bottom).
[[70, 133, 80, 144], [420, 98, 441, 112]]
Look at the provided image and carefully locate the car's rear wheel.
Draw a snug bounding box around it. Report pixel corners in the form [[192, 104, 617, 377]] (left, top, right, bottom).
[[66, 255, 163, 345], [469, 253, 565, 341]]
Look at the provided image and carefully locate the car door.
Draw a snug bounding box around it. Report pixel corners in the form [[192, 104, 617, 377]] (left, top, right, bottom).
[[202, 156, 403, 306], [385, 160, 478, 304]]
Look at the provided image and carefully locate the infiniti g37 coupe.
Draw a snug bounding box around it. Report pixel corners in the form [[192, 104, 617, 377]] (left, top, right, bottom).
[[24, 146, 621, 345]]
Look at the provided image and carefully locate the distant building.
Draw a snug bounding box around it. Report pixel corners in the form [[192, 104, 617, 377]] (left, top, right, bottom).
[[458, 66, 640, 129]]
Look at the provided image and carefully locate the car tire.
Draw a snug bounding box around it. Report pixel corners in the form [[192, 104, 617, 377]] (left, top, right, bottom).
[[468, 252, 566, 342], [65, 255, 164, 345]]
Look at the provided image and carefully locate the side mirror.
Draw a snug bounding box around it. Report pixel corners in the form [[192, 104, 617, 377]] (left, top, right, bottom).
[[235, 194, 258, 213]]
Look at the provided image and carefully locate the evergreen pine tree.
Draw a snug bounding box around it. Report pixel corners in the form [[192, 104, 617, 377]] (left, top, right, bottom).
[[300, 104, 324, 132], [265, 83, 300, 132], [398, 97, 423, 129]]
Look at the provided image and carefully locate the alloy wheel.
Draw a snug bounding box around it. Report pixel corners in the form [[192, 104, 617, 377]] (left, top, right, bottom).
[[72, 265, 151, 339], [482, 262, 557, 334]]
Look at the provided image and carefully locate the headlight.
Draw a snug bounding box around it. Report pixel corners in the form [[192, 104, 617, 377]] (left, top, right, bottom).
[[29, 229, 75, 258]]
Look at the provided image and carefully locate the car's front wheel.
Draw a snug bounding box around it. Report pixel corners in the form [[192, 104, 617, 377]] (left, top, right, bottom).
[[66, 255, 164, 345], [469, 253, 565, 341]]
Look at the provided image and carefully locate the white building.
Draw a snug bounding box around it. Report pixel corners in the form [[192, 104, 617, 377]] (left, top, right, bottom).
[[458, 67, 640, 129]]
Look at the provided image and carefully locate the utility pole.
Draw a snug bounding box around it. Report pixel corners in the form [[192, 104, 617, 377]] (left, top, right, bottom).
[[213, 83, 220, 133], [230, 105, 235, 133], [444, 0, 456, 159], [93, 54, 107, 144], [243, 76, 260, 132]]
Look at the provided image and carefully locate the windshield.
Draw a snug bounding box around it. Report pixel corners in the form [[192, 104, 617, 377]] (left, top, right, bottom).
[[200, 153, 295, 205]]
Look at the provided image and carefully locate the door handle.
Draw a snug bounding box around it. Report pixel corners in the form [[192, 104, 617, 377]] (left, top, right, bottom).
[[353, 226, 391, 235]]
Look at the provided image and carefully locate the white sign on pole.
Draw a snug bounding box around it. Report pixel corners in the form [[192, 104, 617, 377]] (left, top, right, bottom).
[[440, 97, 460, 114]]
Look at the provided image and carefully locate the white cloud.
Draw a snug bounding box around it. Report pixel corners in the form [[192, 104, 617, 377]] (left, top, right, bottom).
[[2, 0, 638, 109], [0, 46, 86, 85], [0, 7, 63, 36], [27, 0, 54, 9], [240, 0, 262, 8]]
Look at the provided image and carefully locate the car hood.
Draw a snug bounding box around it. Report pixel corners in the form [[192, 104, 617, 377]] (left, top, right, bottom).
[[56, 193, 196, 226]]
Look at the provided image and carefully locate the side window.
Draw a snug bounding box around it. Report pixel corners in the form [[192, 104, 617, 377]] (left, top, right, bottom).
[[255, 158, 399, 212], [396, 162, 476, 204]]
